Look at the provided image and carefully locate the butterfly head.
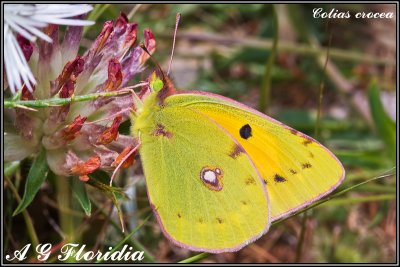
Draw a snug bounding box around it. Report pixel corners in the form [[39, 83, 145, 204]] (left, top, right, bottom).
[[146, 70, 176, 104]]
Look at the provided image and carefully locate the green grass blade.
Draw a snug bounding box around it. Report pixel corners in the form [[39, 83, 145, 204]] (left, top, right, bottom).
[[179, 252, 209, 263], [367, 82, 396, 162], [4, 161, 21, 177], [13, 148, 49, 216], [259, 5, 278, 112], [272, 168, 395, 226], [72, 179, 92, 216], [95, 213, 152, 263]]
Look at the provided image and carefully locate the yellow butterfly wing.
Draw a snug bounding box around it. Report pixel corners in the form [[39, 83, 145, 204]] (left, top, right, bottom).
[[165, 91, 345, 221], [133, 94, 270, 252]]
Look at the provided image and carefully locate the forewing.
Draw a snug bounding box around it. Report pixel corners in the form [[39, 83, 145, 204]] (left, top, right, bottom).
[[166, 91, 345, 221], [139, 105, 270, 253]]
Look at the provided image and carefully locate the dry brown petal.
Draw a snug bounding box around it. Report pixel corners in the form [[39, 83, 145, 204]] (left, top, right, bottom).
[[94, 21, 113, 55], [123, 23, 138, 49], [61, 115, 87, 141], [139, 29, 156, 65], [96, 115, 122, 145], [112, 144, 136, 169], [56, 56, 84, 91], [17, 34, 34, 61], [115, 12, 128, 28], [21, 84, 35, 100], [104, 58, 122, 91], [71, 154, 101, 176]]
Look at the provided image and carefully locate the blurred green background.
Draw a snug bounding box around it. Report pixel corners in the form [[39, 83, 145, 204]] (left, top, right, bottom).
[[4, 3, 396, 263]]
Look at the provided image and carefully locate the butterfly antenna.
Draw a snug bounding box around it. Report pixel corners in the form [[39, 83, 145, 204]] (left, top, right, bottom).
[[167, 13, 181, 76], [140, 43, 166, 82]]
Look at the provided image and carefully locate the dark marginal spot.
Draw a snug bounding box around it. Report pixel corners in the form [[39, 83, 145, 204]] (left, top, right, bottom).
[[153, 124, 173, 138], [309, 152, 314, 158], [302, 163, 312, 169], [274, 174, 287, 183], [290, 129, 298, 135], [289, 169, 297, 174], [263, 179, 268, 185], [245, 177, 256, 185], [216, 217, 223, 224], [240, 124, 252, 139], [301, 135, 313, 146], [302, 139, 313, 146], [177, 213, 181, 218], [229, 144, 245, 159]]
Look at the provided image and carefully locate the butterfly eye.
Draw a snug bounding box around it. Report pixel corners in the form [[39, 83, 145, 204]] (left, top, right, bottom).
[[200, 166, 223, 191], [239, 124, 252, 139]]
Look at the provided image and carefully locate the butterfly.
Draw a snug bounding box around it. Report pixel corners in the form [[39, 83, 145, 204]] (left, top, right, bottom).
[[120, 12, 345, 253], [128, 70, 345, 253]]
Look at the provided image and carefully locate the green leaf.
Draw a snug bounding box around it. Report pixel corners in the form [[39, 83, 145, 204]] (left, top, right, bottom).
[[4, 161, 21, 177], [13, 148, 49, 216], [72, 179, 91, 216], [368, 82, 396, 162]]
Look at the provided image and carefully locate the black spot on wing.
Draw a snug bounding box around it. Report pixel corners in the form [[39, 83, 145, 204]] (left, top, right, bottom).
[[240, 124, 252, 139], [274, 174, 287, 183], [302, 163, 312, 169], [216, 217, 223, 224], [289, 169, 297, 174]]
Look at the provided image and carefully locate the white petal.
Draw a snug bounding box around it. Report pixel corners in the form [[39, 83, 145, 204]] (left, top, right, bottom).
[[5, 17, 39, 42], [4, 25, 36, 94], [4, 4, 94, 94], [4, 4, 94, 44], [31, 17, 94, 26], [32, 4, 94, 17], [10, 32, 36, 84]]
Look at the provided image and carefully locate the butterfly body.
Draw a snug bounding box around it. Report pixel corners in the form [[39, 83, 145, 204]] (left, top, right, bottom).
[[130, 75, 345, 253]]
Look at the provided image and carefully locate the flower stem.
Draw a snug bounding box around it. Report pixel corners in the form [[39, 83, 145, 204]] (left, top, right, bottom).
[[4, 90, 131, 109], [295, 212, 308, 262], [55, 176, 78, 262]]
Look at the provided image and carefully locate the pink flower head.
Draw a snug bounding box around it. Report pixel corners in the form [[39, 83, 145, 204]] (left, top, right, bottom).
[[5, 13, 156, 178]]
